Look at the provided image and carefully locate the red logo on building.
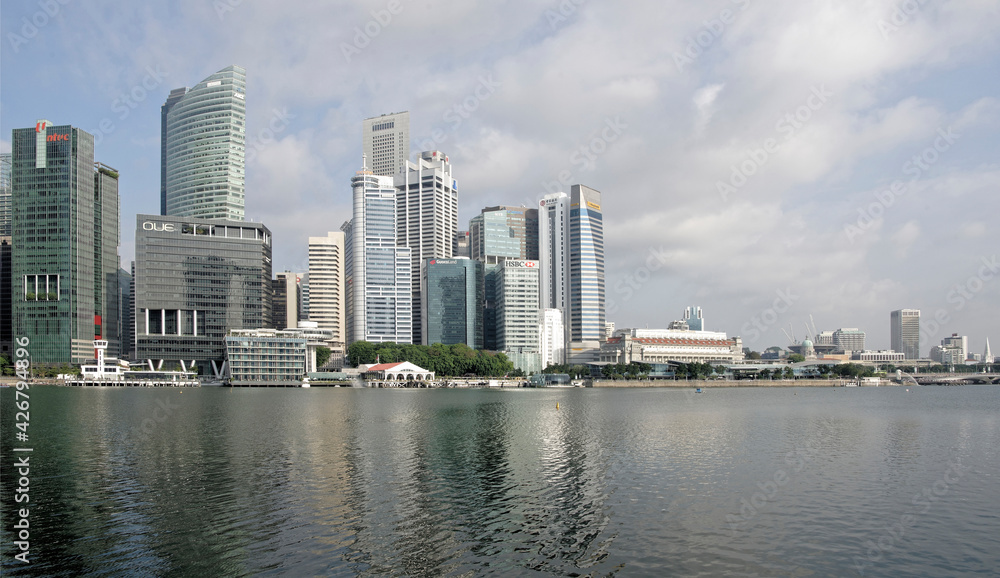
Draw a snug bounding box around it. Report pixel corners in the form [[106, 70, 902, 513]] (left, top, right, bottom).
[[36, 121, 47, 132]]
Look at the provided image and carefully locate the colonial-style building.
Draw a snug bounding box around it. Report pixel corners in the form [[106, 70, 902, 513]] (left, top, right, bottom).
[[600, 328, 744, 365]]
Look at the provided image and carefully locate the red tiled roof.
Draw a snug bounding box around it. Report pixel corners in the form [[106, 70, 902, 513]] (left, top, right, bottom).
[[367, 362, 405, 371]]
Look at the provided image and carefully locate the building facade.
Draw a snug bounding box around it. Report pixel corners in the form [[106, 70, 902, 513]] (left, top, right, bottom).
[[12, 121, 120, 363], [363, 111, 409, 177], [890, 309, 920, 359], [600, 328, 744, 365], [163, 65, 247, 220], [453, 230, 470, 259], [133, 214, 272, 376], [0, 153, 10, 358], [683, 306, 704, 331], [272, 272, 303, 330], [494, 260, 541, 374], [568, 185, 605, 343], [225, 328, 306, 386], [540, 308, 565, 368], [394, 150, 458, 344], [833, 328, 866, 352], [307, 232, 345, 351], [344, 162, 412, 344], [421, 258, 483, 348]]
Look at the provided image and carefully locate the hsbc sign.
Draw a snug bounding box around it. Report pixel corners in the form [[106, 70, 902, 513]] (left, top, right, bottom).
[[505, 260, 537, 268]]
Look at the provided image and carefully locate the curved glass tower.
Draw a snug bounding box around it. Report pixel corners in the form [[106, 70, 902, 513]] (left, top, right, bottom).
[[163, 65, 246, 220]]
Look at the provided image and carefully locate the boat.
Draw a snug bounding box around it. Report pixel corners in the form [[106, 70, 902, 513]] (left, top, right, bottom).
[[695, 388, 703, 393]]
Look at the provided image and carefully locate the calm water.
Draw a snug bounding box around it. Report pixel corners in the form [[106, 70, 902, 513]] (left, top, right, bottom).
[[2, 385, 999, 576]]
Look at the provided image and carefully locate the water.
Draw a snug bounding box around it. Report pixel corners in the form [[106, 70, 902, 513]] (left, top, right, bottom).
[[2, 386, 999, 576]]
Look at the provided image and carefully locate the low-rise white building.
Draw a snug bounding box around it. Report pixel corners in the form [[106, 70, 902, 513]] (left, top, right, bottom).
[[600, 328, 744, 365]]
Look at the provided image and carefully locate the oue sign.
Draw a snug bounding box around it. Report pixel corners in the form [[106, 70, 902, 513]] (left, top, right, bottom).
[[142, 222, 175, 232]]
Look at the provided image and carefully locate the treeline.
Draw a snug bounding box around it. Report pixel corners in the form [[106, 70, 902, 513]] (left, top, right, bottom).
[[347, 341, 516, 377]]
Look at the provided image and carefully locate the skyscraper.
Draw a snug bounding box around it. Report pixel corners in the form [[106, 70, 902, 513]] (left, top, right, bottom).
[[272, 272, 302, 330], [494, 259, 542, 374], [540, 308, 566, 368], [421, 258, 483, 348], [0, 152, 12, 237], [163, 65, 247, 220], [0, 153, 11, 358], [394, 150, 458, 344], [12, 121, 120, 363], [308, 232, 346, 352], [344, 159, 412, 345], [539, 192, 570, 317], [453, 231, 470, 259], [833, 328, 866, 352], [363, 111, 410, 177], [683, 306, 704, 331], [890, 309, 920, 359], [568, 185, 605, 344]]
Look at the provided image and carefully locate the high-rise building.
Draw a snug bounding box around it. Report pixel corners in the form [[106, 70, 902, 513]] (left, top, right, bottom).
[[539, 192, 570, 318], [118, 267, 133, 359], [470, 205, 539, 350], [0, 153, 11, 358], [363, 111, 410, 177], [568, 185, 605, 344], [890, 309, 920, 359], [308, 232, 346, 352], [344, 160, 412, 345], [0, 152, 12, 237], [421, 258, 483, 348], [683, 306, 704, 331], [494, 259, 541, 374], [833, 328, 866, 352], [394, 150, 458, 344], [163, 65, 247, 220], [299, 272, 310, 320], [540, 308, 566, 368], [272, 272, 302, 330], [941, 333, 968, 361], [453, 231, 470, 259], [133, 214, 272, 376], [11, 121, 120, 363]]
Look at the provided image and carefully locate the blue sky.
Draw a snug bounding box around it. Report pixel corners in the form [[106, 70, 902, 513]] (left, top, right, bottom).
[[2, 0, 998, 355]]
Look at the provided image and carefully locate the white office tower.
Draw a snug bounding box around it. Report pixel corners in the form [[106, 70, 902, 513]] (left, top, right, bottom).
[[394, 151, 458, 344], [344, 158, 412, 345], [539, 192, 570, 338], [363, 112, 410, 177], [890, 309, 920, 359], [307, 232, 345, 352], [495, 260, 541, 375], [540, 309, 566, 368]]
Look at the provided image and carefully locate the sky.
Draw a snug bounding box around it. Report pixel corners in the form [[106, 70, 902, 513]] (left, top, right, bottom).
[[2, 0, 998, 356]]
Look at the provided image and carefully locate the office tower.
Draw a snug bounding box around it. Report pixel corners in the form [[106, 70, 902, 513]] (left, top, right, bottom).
[[94, 163, 121, 355], [890, 309, 920, 359], [363, 111, 410, 177], [494, 259, 541, 374], [683, 306, 704, 331], [605, 321, 615, 340], [540, 309, 566, 368], [394, 150, 458, 344], [0, 153, 10, 358], [453, 231, 470, 259], [470, 205, 539, 349], [344, 160, 412, 345], [538, 192, 570, 316], [308, 232, 346, 352], [163, 65, 247, 220], [833, 328, 866, 352], [134, 215, 272, 376], [11, 121, 120, 363], [421, 258, 483, 348], [941, 333, 968, 361], [118, 267, 133, 359], [568, 185, 605, 343], [272, 272, 302, 330], [299, 272, 310, 320]]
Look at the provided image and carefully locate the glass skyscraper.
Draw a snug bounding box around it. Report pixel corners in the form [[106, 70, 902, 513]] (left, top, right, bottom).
[[344, 160, 412, 344], [163, 65, 246, 220], [421, 258, 483, 348], [11, 121, 120, 363], [568, 185, 605, 343], [133, 214, 272, 376]]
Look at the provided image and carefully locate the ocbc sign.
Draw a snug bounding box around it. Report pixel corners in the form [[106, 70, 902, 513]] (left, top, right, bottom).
[[143, 222, 175, 232]]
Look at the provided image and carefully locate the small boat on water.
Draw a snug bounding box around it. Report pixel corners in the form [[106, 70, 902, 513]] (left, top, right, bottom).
[[695, 388, 703, 393]]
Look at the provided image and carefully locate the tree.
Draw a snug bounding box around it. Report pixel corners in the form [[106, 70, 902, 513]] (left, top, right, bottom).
[[347, 341, 377, 367], [747, 351, 762, 360], [315, 346, 332, 369], [788, 354, 805, 363]]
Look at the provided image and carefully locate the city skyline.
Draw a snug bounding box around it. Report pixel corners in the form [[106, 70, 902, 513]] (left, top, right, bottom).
[[1, 1, 997, 354]]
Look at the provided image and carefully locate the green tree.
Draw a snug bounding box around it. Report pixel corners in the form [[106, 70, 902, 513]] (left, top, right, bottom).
[[747, 351, 762, 360], [347, 341, 377, 367], [788, 354, 806, 363], [315, 346, 332, 369]]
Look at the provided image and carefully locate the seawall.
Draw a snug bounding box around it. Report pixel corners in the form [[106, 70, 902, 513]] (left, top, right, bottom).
[[591, 379, 860, 388]]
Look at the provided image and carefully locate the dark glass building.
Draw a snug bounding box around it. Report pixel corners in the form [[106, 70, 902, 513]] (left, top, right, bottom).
[[11, 121, 120, 363], [134, 214, 272, 376], [421, 258, 483, 348]]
